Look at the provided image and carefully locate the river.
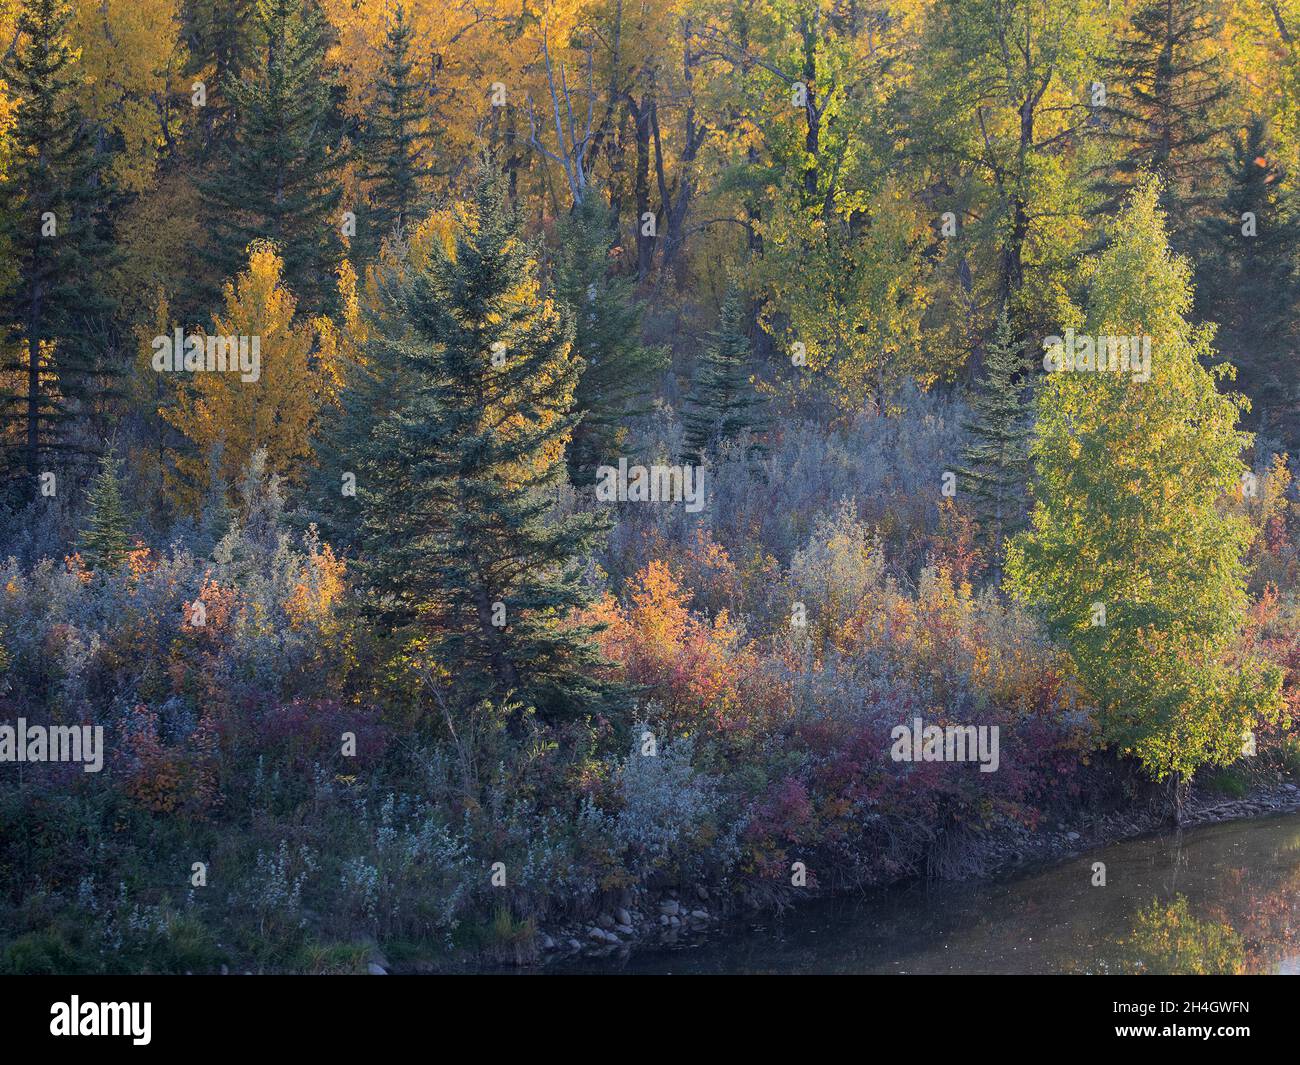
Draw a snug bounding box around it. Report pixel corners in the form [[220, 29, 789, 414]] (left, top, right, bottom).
[[567, 812, 1300, 974]]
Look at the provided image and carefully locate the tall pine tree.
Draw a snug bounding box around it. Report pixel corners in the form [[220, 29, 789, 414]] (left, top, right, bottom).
[[358, 4, 429, 260], [79, 450, 133, 571], [0, 0, 118, 502], [1194, 117, 1300, 449], [681, 289, 767, 466], [355, 173, 620, 721], [956, 308, 1031, 579], [181, 0, 254, 159], [1094, 0, 1229, 247], [200, 0, 343, 314], [553, 194, 667, 485]]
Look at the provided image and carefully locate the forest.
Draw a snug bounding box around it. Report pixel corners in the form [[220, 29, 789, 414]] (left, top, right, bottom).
[[0, 0, 1298, 973]]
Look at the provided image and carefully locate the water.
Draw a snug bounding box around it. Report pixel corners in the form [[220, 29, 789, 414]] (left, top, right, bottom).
[[571, 812, 1300, 974]]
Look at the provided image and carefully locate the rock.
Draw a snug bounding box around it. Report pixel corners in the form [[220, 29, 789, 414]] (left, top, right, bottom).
[[367, 963, 388, 975], [696, 885, 710, 901], [588, 927, 607, 941], [597, 913, 616, 930], [660, 914, 670, 926], [220, 964, 229, 975], [567, 938, 582, 951], [615, 907, 632, 926], [691, 909, 709, 920], [1067, 831, 1080, 841], [658, 899, 680, 916], [615, 924, 634, 935], [669, 915, 680, 927], [541, 935, 556, 951]]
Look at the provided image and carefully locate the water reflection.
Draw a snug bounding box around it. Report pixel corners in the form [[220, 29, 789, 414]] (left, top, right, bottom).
[[570, 813, 1300, 974]]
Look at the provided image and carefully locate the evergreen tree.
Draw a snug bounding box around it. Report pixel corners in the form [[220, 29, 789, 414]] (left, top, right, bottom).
[[1094, 0, 1229, 247], [356, 174, 620, 720], [1194, 118, 1300, 448], [359, 4, 429, 259], [196, 440, 236, 557], [956, 308, 1031, 578], [681, 289, 767, 466], [200, 0, 343, 314], [1006, 182, 1283, 792], [79, 450, 133, 570], [310, 267, 408, 552], [553, 195, 667, 485], [180, 0, 254, 159], [0, 0, 118, 502]]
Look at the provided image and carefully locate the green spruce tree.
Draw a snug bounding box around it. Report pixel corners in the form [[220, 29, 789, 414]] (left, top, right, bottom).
[[1194, 118, 1300, 448], [681, 289, 767, 466], [1094, 0, 1229, 247], [356, 173, 620, 721], [200, 0, 343, 314], [309, 265, 411, 552], [0, 0, 118, 502], [554, 194, 667, 485], [359, 4, 429, 260], [956, 308, 1032, 579], [79, 450, 133, 571], [180, 0, 254, 159]]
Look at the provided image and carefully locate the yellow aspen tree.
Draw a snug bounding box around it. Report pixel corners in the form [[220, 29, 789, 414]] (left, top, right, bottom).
[[162, 242, 333, 512]]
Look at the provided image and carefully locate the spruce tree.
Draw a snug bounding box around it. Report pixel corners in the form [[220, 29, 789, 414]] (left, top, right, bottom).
[[554, 195, 667, 485], [1005, 182, 1283, 791], [1094, 0, 1229, 247], [200, 0, 343, 314], [197, 440, 236, 557], [1194, 118, 1300, 448], [956, 308, 1031, 578], [181, 0, 254, 159], [0, 0, 118, 502], [79, 450, 133, 571], [359, 4, 429, 260], [681, 289, 767, 466], [310, 276, 409, 553], [356, 173, 620, 721]]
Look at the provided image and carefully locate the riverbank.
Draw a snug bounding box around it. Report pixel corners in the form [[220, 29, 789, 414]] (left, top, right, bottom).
[[496, 776, 1300, 972]]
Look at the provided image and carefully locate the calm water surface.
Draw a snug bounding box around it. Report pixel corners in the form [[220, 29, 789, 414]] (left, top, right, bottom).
[[569, 812, 1300, 974]]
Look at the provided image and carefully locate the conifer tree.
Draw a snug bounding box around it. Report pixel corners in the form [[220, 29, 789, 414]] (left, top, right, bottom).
[[553, 195, 667, 485], [356, 173, 620, 721], [1094, 0, 1229, 245], [200, 0, 343, 314], [1006, 182, 1283, 793], [681, 289, 767, 466], [956, 308, 1031, 577], [359, 4, 429, 259], [181, 0, 254, 158], [79, 450, 133, 570], [0, 0, 118, 502], [1194, 118, 1300, 448]]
